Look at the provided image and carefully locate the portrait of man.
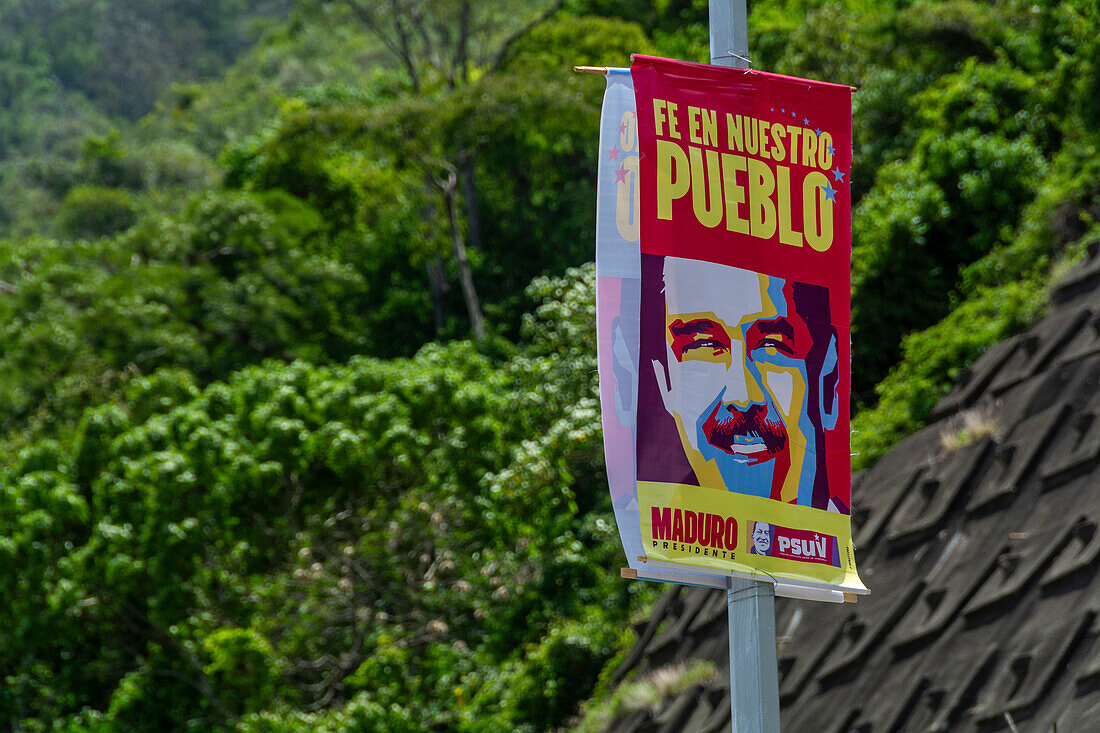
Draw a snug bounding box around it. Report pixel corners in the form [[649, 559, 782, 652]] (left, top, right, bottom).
[[638, 254, 843, 511], [750, 522, 774, 555]]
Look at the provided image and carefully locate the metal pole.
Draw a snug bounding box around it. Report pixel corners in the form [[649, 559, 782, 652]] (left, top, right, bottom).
[[710, 0, 749, 69], [727, 577, 780, 731], [710, 2, 781, 730]]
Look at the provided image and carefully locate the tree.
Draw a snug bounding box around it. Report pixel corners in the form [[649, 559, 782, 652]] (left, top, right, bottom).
[[0, 264, 640, 730], [0, 188, 382, 441], [220, 14, 643, 344], [328, 0, 563, 93], [296, 0, 566, 339]]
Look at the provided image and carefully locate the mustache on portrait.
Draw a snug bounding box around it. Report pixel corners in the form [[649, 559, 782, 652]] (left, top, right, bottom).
[[703, 403, 787, 455]]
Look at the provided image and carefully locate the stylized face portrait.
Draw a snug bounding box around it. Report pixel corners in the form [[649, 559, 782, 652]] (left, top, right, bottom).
[[751, 522, 773, 555], [648, 256, 840, 508]]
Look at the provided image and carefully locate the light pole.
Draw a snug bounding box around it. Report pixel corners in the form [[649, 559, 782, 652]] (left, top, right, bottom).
[[708, 3, 782, 730]]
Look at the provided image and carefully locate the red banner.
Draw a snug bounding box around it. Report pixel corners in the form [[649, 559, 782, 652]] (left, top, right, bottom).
[[629, 56, 863, 593], [633, 55, 853, 288]]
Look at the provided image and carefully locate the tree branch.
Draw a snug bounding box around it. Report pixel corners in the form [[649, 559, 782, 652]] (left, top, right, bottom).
[[345, 0, 422, 92], [488, 0, 564, 74], [453, 0, 470, 87], [407, 3, 449, 86], [105, 592, 234, 721]]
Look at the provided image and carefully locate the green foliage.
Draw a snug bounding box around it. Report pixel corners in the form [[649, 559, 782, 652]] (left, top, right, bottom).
[[0, 129, 222, 239], [222, 16, 650, 344], [56, 186, 140, 239], [203, 628, 284, 714], [574, 658, 717, 733], [145, 17, 402, 157], [502, 15, 653, 74], [852, 277, 1044, 466], [0, 188, 379, 438], [462, 609, 629, 731], [0, 13, 656, 724], [849, 63, 1045, 397], [0, 0, 276, 121], [0, 265, 640, 731], [850, 0, 1100, 462], [853, 146, 1100, 466], [851, 127, 1047, 397], [80, 132, 143, 191], [0, 0, 279, 238]]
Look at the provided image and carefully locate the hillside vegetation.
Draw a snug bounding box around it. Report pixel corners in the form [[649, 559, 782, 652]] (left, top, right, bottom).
[[1, 0, 1098, 730]]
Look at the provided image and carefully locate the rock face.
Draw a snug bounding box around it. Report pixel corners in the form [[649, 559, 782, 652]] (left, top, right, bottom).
[[602, 241, 1100, 732]]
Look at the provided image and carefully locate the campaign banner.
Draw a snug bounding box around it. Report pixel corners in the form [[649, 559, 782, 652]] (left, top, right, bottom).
[[597, 56, 866, 597]]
